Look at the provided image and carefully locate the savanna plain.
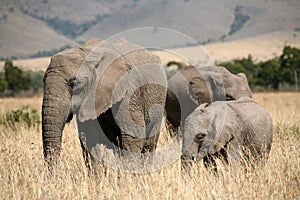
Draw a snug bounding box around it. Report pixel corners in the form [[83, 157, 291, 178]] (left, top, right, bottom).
[[0, 92, 299, 199]]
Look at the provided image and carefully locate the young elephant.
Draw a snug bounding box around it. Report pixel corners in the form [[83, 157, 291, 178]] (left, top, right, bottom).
[[165, 65, 252, 131], [182, 97, 273, 169]]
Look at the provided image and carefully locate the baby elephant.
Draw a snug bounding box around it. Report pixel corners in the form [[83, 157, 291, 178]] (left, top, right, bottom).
[[182, 97, 273, 169]]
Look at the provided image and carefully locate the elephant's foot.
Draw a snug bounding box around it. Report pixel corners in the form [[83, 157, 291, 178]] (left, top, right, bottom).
[[118, 133, 161, 172], [203, 154, 219, 176]]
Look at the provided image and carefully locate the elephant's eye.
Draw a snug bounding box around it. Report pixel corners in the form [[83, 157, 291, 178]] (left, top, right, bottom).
[[69, 78, 78, 88], [195, 133, 205, 144], [69, 78, 84, 93]]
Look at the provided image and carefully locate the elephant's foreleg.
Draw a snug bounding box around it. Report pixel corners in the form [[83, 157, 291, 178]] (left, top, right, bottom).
[[79, 132, 92, 171], [226, 141, 243, 168], [120, 131, 145, 170], [142, 134, 159, 153], [120, 132, 145, 154]]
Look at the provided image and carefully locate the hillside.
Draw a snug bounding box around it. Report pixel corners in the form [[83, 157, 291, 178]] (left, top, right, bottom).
[[154, 31, 300, 65], [78, 0, 300, 43], [0, 0, 299, 59], [1, 30, 299, 72], [0, 1, 77, 58]]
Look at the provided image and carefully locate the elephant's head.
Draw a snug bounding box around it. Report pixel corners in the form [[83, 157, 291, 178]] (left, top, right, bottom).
[[42, 38, 162, 167], [181, 103, 211, 161], [181, 101, 232, 162], [42, 43, 90, 167], [217, 67, 252, 100]]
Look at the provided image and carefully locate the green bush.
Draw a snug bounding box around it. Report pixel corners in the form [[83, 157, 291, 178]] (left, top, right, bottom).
[[2, 106, 40, 128], [0, 77, 8, 92], [24, 70, 44, 91], [165, 61, 186, 79], [4, 61, 30, 92], [167, 61, 185, 70], [1, 61, 44, 96]]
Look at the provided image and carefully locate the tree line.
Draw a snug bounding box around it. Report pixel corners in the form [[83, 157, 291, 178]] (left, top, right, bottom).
[[0, 45, 299, 97], [167, 46, 300, 91], [0, 61, 44, 97], [219, 46, 300, 91]]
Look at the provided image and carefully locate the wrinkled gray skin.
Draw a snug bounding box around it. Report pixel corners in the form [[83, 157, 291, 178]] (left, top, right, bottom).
[[182, 97, 273, 169], [42, 38, 167, 169], [165, 65, 252, 130]]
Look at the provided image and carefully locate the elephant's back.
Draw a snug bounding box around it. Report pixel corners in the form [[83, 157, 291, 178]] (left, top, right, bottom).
[[228, 98, 273, 155], [228, 98, 272, 128]]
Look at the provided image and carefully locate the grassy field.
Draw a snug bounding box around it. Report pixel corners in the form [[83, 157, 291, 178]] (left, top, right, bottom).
[[0, 92, 299, 199]]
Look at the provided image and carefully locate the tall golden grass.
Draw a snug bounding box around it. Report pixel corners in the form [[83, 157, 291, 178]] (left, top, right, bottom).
[[0, 92, 299, 199]]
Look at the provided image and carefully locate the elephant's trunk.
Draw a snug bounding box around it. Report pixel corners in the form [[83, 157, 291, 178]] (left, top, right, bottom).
[[42, 76, 72, 168]]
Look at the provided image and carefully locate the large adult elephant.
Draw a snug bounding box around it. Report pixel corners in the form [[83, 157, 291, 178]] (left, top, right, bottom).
[[42, 38, 167, 170], [165, 65, 252, 130], [181, 97, 273, 169]]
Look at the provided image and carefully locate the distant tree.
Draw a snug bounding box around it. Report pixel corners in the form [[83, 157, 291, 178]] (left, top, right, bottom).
[[166, 61, 185, 70], [4, 61, 30, 92], [280, 46, 300, 90], [219, 47, 300, 91], [0, 71, 7, 92], [165, 61, 186, 79], [24, 70, 44, 91], [256, 58, 281, 89], [0, 77, 8, 92]]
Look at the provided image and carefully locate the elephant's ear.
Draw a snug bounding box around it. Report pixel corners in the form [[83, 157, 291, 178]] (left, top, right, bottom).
[[78, 54, 129, 122], [94, 56, 129, 118], [77, 39, 163, 122], [199, 102, 238, 158], [217, 66, 252, 99], [183, 66, 227, 104], [180, 66, 214, 104], [237, 72, 247, 80], [76, 40, 129, 122]]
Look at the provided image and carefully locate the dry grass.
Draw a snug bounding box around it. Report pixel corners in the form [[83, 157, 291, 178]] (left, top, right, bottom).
[[0, 92, 299, 199]]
